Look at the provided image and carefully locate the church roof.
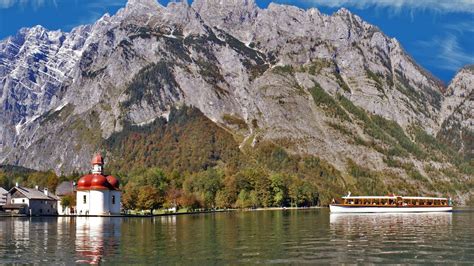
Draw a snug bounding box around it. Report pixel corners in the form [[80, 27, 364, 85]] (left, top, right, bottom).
[[77, 174, 120, 191]]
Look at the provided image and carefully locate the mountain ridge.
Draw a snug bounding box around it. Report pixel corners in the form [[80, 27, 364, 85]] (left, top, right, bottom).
[[0, 0, 472, 203]]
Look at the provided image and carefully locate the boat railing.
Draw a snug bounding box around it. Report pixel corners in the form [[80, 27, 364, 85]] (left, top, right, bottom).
[[334, 197, 450, 207]]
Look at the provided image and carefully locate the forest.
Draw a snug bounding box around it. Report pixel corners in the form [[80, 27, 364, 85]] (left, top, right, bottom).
[[1, 106, 471, 212]]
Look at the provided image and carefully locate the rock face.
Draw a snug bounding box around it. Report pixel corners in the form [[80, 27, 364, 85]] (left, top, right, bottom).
[[438, 66, 474, 159], [0, 0, 471, 201]]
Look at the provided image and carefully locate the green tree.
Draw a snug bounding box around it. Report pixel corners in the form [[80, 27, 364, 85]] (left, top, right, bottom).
[[236, 189, 252, 208], [249, 190, 259, 208], [270, 174, 289, 207], [143, 168, 168, 192], [183, 168, 223, 209], [60, 194, 76, 210], [0, 171, 8, 188], [289, 176, 304, 207]]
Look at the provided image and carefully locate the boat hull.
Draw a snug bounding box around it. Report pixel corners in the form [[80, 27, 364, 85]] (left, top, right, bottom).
[[329, 205, 452, 213]]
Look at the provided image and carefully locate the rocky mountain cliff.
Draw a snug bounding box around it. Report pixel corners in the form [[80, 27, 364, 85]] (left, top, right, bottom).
[[438, 66, 474, 160], [0, 0, 472, 202]]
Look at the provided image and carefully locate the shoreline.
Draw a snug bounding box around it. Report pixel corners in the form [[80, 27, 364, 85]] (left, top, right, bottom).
[[1, 206, 472, 218], [0, 206, 325, 218]]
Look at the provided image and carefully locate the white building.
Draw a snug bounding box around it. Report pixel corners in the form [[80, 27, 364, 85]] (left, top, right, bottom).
[[0, 187, 8, 208], [55, 181, 76, 215], [5, 185, 58, 216], [76, 154, 121, 216]]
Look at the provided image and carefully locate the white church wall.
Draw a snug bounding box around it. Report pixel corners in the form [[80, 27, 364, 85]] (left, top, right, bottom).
[[110, 190, 121, 214], [77, 191, 91, 215]]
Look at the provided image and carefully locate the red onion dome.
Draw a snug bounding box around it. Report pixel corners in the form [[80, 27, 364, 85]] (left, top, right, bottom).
[[90, 174, 109, 190], [106, 176, 120, 190], [77, 174, 93, 190], [91, 154, 104, 165]]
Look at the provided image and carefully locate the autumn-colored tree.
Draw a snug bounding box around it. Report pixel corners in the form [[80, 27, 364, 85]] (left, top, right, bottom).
[[215, 190, 232, 209], [178, 191, 201, 211], [46, 171, 59, 191], [122, 182, 139, 211], [221, 175, 238, 205], [137, 185, 163, 215], [164, 186, 182, 209]]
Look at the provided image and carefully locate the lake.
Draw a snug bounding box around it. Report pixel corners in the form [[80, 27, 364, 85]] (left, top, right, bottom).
[[0, 208, 473, 264]]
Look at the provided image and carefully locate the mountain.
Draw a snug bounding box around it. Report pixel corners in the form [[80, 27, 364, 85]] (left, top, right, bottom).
[[438, 66, 474, 160], [0, 0, 472, 203]]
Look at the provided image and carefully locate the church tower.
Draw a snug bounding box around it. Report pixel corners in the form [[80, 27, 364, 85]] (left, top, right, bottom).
[[91, 154, 104, 174], [76, 154, 121, 216]]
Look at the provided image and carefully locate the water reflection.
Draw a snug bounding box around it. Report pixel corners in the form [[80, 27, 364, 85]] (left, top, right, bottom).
[[75, 217, 121, 264], [330, 212, 453, 227], [328, 212, 455, 263], [0, 209, 472, 264]]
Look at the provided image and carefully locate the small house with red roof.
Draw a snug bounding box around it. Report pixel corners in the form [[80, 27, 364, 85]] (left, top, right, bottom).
[[76, 154, 121, 215]]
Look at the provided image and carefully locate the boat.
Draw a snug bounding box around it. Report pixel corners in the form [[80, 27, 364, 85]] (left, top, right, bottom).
[[329, 194, 453, 213]]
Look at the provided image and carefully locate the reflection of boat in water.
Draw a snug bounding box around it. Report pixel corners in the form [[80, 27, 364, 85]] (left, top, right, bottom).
[[330, 195, 453, 213], [329, 212, 453, 240], [330, 212, 453, 226]]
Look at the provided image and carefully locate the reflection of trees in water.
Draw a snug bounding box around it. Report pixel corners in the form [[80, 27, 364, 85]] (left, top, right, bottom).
[[75, 217, 121, 264]]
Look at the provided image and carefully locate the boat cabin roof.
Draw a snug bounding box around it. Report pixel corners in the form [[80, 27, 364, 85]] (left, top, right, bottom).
[[342, 196, 448, 201]]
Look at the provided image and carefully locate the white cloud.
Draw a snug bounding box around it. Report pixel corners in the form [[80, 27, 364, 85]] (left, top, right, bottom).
[[299, 0, 474, 14], [0, 0, 17, 8], [0, 0, 57, 9], [444, 21, 474, 34], [417, 34, 474, 71]]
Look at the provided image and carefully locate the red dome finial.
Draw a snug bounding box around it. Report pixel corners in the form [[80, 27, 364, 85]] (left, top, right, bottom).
[[91, 154, 104, 165]]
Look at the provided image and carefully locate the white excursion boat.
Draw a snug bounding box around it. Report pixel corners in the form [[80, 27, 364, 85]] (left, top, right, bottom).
[[329, 194, 453, 213]]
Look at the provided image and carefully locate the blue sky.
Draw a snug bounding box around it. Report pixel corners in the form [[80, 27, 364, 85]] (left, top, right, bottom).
[[0, 0, 473, 83]]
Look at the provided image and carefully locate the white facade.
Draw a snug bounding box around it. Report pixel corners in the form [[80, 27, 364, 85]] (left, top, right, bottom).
[[76, 190, 121, 215], [57, 201, 73, 215], [8, 187, 58, 216]]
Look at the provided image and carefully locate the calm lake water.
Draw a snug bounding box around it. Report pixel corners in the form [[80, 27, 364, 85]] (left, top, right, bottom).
[[0, 208, 473, 264]]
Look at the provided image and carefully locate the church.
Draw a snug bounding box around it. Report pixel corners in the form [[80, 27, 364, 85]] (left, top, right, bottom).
[[76, 154, 121, 215]]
